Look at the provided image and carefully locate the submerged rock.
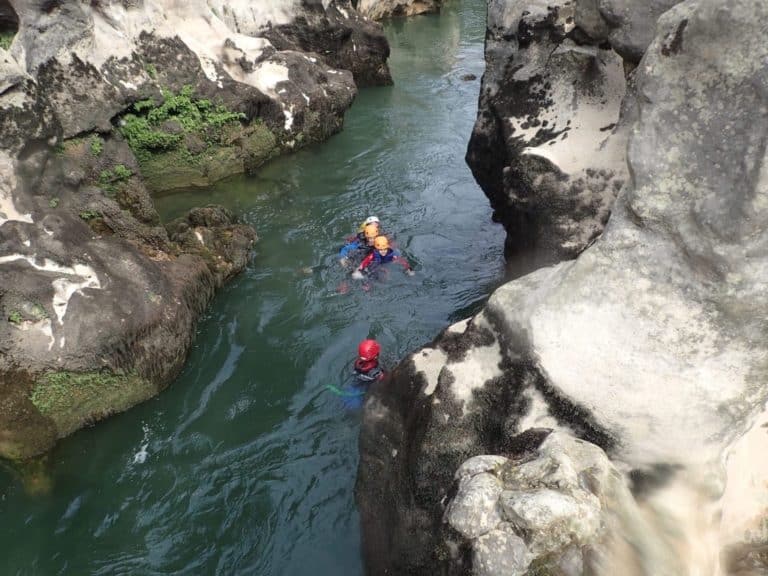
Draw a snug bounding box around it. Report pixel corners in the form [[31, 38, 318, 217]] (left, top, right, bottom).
[[359, 0, 768, 573]]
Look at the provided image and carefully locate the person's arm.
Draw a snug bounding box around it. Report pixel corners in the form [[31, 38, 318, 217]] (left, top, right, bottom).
[[339, 240, 360, 259], [392, 252, 415, 275], [352, 253, 375, 279], [358, 252, 374, 271]]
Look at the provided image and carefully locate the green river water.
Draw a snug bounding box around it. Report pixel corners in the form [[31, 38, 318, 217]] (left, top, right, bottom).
[[0, 2, 503, 574]]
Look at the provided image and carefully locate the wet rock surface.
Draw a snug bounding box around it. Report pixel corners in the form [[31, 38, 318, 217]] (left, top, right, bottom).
[[0, 141, 256, 459], [360, 0, 768, 573]]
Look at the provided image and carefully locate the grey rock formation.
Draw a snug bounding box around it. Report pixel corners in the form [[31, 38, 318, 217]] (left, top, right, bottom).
[[444, 433, 645, 575], [259, 0, 392, 87], [355, 0, 443, 20], [0, 0, 389, 459], [0, 138, 256, 459], [598, 0, 682, 63], [466, 0, 628, 275], [359, 0, 768, 573]]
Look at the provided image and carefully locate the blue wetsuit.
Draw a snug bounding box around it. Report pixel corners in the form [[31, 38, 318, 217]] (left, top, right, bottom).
[[339, 237, 371, 259], [341, 360, 384, 409]]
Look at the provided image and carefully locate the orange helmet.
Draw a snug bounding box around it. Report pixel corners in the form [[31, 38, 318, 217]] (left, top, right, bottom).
[[374, 235, 389, 250], [363, 223, 379, 240]]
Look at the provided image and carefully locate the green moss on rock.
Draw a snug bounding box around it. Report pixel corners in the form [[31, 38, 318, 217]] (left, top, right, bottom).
[[243, 123, 279, 171], [30, 371, 155, 438], [116, 86, 280, 192], [0, 31, 15, 51], [140, 148, 210, 191]]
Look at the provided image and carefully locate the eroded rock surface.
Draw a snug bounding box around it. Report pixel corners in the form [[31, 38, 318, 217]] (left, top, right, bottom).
[[355, 0, 443, 20], [445, 433, 648, 576], [597, 0, 683, 63], [466, 0, 629, 274], [260, 0, 392, 87], [360, 0, 768, 573]]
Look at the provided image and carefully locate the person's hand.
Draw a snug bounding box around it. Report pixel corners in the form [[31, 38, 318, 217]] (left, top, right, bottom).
[[405, 269, 415, 277], [339, 257, 350, 268], [351, 270, 364, 280]]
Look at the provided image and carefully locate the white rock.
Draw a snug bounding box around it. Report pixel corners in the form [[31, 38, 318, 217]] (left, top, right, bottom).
[[445, 473, 504, 540]]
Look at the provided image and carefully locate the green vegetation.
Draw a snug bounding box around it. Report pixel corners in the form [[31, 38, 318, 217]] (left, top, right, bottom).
[[89, 135, 104, 156], [48, 197, 59, 208], [145, 63, 157, 79], [0, 31, 14, 51], [29, 371, 155, 438], [79, 209, 101, 221], [98, 164, 133, 196], [145, 291, 162, 305], [119, 85, 245, 162], [113, 164, 132, 180], [30, 303, 48, 321], [6, 304, 47, 325], [30, 371, 135, 415]]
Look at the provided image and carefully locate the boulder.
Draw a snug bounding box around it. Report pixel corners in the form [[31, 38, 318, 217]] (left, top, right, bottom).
[[598, 0, 683, 64], [355, 0, 443, 20], [445, 433, 645, 575], [0, 138, 256, 459], [466, 0, 628, 275], [258, 0, 393, 87]]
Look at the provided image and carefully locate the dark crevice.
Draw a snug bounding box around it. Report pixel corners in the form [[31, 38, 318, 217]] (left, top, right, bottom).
[[0, 0, 18, 46]]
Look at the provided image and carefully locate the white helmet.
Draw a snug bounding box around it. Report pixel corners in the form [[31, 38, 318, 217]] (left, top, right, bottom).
[[363, 216, 380, 226]]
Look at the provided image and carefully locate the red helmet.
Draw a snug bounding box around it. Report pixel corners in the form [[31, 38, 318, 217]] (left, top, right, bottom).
[[358, 339, 381, 361]]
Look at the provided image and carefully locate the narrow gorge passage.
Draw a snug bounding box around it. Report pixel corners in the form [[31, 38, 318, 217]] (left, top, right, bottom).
[[0, 3, 502, 575]]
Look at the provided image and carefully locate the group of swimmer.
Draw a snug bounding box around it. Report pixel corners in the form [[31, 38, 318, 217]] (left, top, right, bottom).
[[338, 216, 414, 278], [331, 216, 414, 405]]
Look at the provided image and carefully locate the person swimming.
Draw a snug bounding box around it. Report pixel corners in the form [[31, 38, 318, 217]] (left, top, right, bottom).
[[352, 236, 414, 279], [339, 221, 381, 268], [327, 339, 385, 409]]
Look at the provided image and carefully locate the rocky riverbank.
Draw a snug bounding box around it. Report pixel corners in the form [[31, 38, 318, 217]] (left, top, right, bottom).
[[358, 0, 768, 574], [355, 0, 444, 20], [0, 0, 392, 459]]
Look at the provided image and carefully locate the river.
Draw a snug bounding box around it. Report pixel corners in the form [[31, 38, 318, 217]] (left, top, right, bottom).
[[0, 2, 502, 574]]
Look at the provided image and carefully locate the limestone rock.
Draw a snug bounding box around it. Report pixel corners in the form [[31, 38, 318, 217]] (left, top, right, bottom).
[[598, 0, 682, 64], [473, 526, 531, 576], [259, 0, 392, 87], [445, 472, 505, 540], [466, 0, 628, 275], [443, 433, 641, 575], [355, 0, 443, 20]]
